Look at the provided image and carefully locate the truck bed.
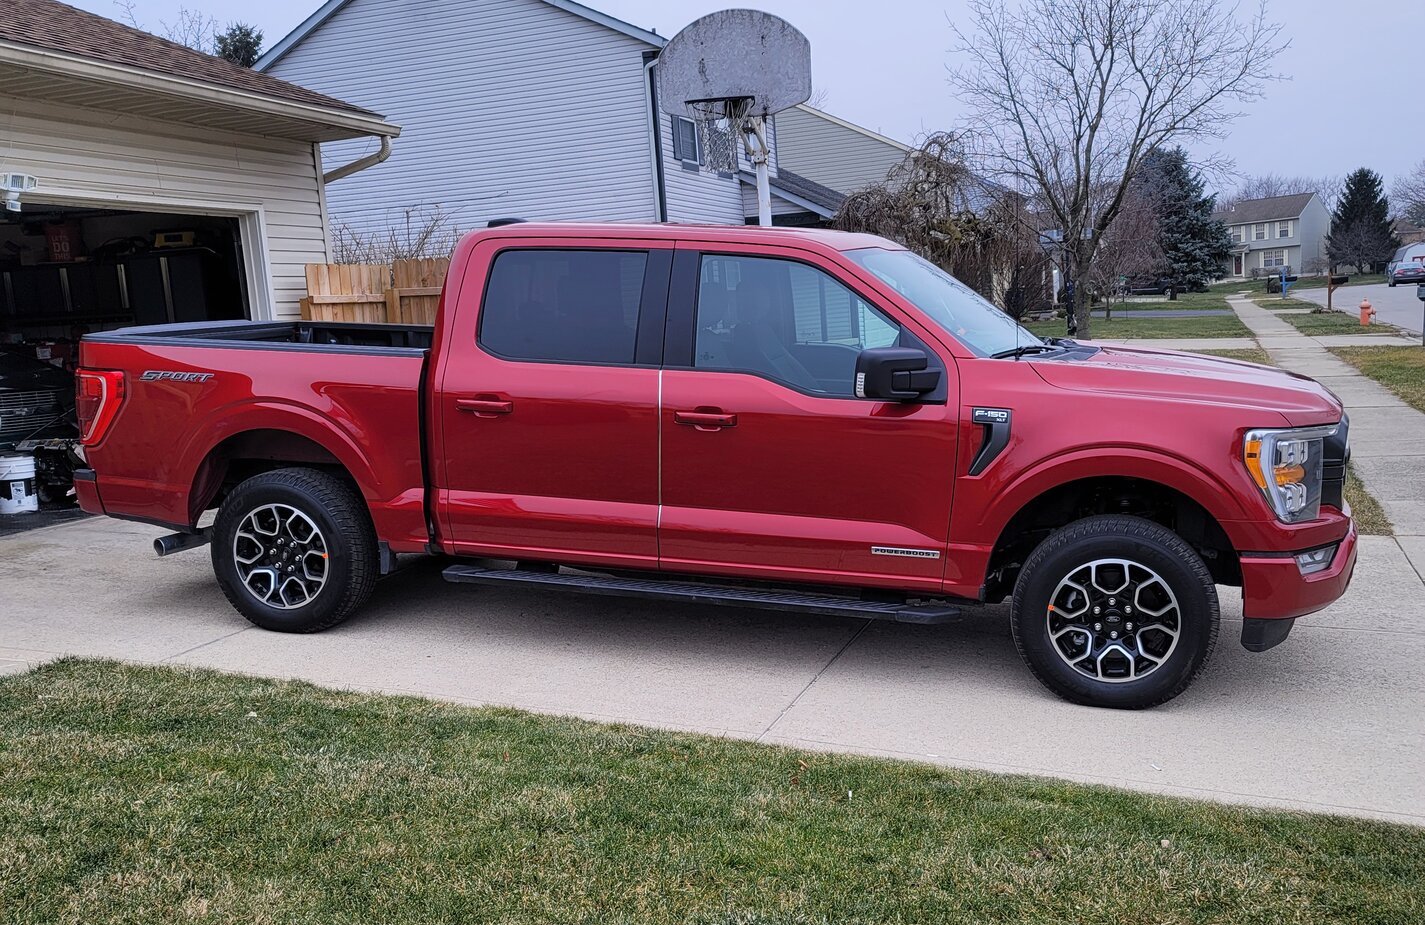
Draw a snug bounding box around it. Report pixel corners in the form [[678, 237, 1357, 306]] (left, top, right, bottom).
[[78, 320, 432, 550], [84, 320, 433, 354]]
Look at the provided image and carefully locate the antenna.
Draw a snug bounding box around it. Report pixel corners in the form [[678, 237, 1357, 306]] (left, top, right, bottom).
[[657, 9, 811, 226]]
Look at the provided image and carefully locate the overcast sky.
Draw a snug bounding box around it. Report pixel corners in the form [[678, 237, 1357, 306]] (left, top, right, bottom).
[[74, 0, 1423, 195]]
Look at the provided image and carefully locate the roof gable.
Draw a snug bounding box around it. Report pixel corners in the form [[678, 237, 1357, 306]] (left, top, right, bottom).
[[1212, 192, 1318, 225], [258, 0, 664, 70], [1, 0, 374, 115]]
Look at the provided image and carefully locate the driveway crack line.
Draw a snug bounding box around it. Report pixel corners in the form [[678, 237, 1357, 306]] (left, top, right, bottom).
[[161, 627, 253, 662], [756, 619, 871, 743]]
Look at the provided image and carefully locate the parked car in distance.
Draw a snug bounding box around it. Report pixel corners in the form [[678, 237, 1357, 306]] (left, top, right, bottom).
[[74, 223, 1356, 709], [1387, 242, 1425, 287]]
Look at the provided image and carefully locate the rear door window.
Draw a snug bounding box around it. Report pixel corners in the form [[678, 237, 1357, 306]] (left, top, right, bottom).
[[479, 249, 648, 364]]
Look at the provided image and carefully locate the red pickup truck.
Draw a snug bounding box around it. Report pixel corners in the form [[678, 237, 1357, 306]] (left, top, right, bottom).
[[74, 223, 1356, 708]]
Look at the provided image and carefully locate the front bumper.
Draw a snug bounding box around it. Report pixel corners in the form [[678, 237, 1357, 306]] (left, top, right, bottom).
[[1240, 521, 1357, 624]]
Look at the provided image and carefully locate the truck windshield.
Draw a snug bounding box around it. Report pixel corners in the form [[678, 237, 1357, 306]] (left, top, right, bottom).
[[844, 248, 1044, 357]]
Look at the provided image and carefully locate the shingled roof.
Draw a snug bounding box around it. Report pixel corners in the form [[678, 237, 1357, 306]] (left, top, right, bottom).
[[1212, 192, 1317, 225], [0, 0, 375, 116]]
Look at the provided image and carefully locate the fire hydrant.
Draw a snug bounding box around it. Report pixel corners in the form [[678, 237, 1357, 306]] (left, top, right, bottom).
[[1360, 298, 1376, 326]]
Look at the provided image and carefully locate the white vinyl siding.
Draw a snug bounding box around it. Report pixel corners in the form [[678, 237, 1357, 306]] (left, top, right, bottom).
[[662, 110, 744, 225], [740, 183, 809, 218], [0, 93, 325, 319], [775, 105, 908, 195], [265, 0, 661, 233]]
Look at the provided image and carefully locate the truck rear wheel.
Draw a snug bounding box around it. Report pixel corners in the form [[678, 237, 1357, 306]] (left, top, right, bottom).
[[211, 468, 377, 633], [1010, 515, 1218, 709]]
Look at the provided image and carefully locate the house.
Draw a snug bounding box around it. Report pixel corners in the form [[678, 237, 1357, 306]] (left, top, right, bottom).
[[1212, 193, 1330, 279], [257, 0, 854, 236], [775, 104, 912, 197], [0, 0, 398, 333], [1392, 217, 1425, 246]]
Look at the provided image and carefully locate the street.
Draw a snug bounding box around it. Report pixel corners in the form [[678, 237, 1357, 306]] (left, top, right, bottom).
[[3, 515, 1423, 826], [1297, 282, 1425, 335]]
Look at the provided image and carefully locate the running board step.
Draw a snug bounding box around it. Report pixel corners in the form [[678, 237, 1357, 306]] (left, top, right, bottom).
[[441, 565, 962, 624]]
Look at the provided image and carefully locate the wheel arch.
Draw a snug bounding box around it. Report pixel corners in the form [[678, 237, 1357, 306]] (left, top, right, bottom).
[[980, 462, 1245, 602], [187, 422, 373, 523]]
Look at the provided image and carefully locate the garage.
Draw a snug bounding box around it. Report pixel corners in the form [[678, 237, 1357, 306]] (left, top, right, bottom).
[[0, 0, 399, 530]]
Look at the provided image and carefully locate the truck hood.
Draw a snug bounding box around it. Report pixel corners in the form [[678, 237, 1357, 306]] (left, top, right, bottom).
[[1031, 343, 1342, 427]]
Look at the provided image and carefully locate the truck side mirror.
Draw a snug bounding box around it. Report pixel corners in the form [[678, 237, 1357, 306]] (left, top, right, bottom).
[[855, 346, 940, 401]]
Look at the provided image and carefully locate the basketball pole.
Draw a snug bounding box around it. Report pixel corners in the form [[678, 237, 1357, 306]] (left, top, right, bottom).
[[745, 116, 772, 227]]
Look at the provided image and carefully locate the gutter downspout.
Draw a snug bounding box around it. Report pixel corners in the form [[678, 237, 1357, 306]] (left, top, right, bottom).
[[322, 134, 392, 184], [642, 54, 667, 222]]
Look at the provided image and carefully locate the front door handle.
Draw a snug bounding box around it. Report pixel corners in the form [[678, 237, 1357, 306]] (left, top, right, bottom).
[[674, 409, 737, 430], [456, 396, 514, 416]]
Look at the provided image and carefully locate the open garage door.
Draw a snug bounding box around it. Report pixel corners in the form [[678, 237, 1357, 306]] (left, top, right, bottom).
[[1, 204, 251, 531], [1, 203, 250, 350]]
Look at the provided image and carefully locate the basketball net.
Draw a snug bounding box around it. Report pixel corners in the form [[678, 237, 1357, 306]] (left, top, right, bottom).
[[686, 97, 761, 175]]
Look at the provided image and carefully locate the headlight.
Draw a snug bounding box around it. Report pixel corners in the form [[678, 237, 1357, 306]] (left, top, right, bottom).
[[1243, 424, 1338, 523]]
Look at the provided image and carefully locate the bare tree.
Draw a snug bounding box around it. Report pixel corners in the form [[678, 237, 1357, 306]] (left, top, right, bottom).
[[1326, 219, 1396, 275], [1393, 159, 1425, 225], [1227, 173, 1342, 211], [1085, 184, 1162, 318], [112, 1, 217, 52], [834, 132, 1053, 318], [949, 0, 1285, 338], [331, 205, 462, 265]]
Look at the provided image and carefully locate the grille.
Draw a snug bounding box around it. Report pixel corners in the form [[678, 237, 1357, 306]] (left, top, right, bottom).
[[0, 390, 65, 440], [1321, 415, 1349, 510]]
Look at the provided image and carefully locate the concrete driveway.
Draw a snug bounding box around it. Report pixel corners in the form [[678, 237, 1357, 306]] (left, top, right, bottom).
[[1297, 283, 1424, 336], [4, 516, 1423, 825]]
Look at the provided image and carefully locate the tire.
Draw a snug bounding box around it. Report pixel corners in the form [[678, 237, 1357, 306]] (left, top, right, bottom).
[[1010, 515, 1218, 709], [211, 468, 377, 632]]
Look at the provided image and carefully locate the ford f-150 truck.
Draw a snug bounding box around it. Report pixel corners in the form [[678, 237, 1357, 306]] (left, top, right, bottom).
[[73, 223, 1356, 708]]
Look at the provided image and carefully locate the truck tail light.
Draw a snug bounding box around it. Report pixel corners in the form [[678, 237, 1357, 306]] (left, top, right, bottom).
[[76, 369, 126, 446]]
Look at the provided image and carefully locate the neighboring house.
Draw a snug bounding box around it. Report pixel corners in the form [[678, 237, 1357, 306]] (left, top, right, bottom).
[[1212, 193, 1330, 279], [258, 0, 843, 234], [1393, 217, 1425, 246], [0, 0, 397, 329], [775, 104, 912, 197]]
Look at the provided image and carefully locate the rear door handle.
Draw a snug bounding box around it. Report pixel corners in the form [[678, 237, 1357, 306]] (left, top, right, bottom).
[[674, 410, 737, 430], [456, 397, 514, 416]]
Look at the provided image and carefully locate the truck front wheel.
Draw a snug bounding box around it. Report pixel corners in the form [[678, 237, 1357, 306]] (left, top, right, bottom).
[[1010, 515, 1219, 709], [211, 468, 377, 633]]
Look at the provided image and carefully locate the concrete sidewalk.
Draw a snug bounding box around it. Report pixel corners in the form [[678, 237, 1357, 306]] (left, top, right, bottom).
[[3, 514, 1423, 826]]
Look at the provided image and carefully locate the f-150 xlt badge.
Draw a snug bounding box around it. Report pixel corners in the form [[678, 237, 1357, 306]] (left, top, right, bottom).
[[140, 370, 214, 383]]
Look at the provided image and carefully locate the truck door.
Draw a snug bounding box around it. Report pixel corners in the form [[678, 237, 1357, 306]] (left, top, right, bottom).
[[433, 238, 671, 568], [658, 247, 959, 593]]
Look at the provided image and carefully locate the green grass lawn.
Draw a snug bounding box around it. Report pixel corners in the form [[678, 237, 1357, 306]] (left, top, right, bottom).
[[1100, 292, 1233, 312], [1250, 296, 1319, 310], [1196, 347, 1273, 364], [1026, 312, 1251, 339], [1277, 310, 1397, 337], [1208, 275, 1385, 294], [1285, 273, 1386, 291], [4, 660, 1424, 924], [1345, 461, 1393, 535], [1330, 345, 1425, 414]]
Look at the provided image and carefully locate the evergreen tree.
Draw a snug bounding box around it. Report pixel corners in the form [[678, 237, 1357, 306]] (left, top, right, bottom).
[[215, 24, 263, 68], [1141, 147, 1231, 296], [1327, 168, 1399, 272]]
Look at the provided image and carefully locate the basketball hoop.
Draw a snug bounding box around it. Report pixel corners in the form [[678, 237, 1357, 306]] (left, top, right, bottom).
[[657, 10, 812, 226], [685, 97, 749, 175]]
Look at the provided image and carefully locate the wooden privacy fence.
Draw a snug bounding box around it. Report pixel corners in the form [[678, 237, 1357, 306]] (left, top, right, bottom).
[[301, 257, 449, 325]]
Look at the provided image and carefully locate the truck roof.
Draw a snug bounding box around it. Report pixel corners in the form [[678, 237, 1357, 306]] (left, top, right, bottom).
[[466, 222, 901, 252]]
